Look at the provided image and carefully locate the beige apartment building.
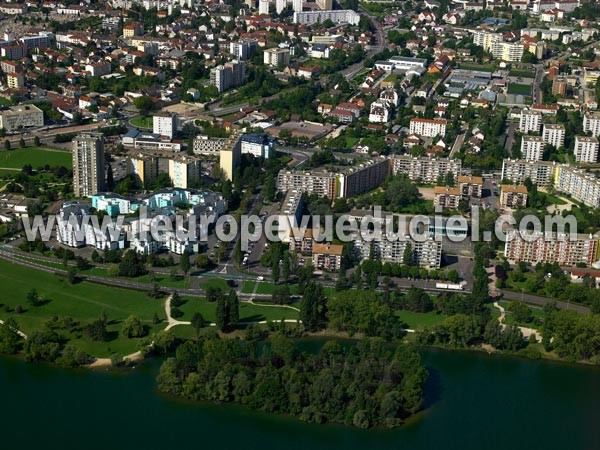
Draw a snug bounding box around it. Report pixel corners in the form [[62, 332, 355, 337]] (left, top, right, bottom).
[[72, 132, 105, 197]]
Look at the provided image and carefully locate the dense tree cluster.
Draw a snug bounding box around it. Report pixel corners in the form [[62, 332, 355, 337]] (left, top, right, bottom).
[[543, 311, 600, 361], [157, 335, 427, 428], [326, 290, 407, 340]]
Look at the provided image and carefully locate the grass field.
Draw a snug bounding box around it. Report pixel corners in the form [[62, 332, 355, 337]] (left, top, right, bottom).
[[0, 259, 165, 357], [130, 116, 153, 129], [395, 310, 446, 330], [509, 69, 535, 78], [508, 84, 532, 95], [0, 147, 72, 170], [178, 296, 299, 323], [459, 64, 495, 73]]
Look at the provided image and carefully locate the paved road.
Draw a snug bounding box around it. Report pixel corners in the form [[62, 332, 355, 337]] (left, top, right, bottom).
[[499, 289, 590, 314], [504, 120, 517, 155]]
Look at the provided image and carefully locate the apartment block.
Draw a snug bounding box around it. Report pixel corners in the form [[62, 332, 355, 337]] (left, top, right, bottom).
[[574, 136, 599, 163], [519, 110, 542, 134], [354, 232, 442, 269], [72, 132, 105, 198], [0, 104, 43, 131], [493, 41, 525, 62], [193, 135, 229, 155], [293, 10, 360, 25], [434, 186, 461, 209], [312, 243, 343, 271], [210, 60, 246, 92], [521, 136, 545, 162], [409, 117, 447, 137], [168, 156, 202, 189], [263, 47, 290, 67], [128, 153, 159, 187], [240, 133, 276, 159], [390, 156, 461, 184], [277, 157, 389, 199], [153, 113, 176, 139], [458, 175, 483, 198], [338, 158, 390, 198], [500, 185, 528, 208], [501, 159, 557, 187], [277, 169, 338, 199], [230, 39, 258, 60], [6, 73, 24, 89], [542, 123, 565, 149], [554, 165, 600, 208], [504, 230, 599, 267], [219, 135, 242, 181], [583, 112, 600, 138]]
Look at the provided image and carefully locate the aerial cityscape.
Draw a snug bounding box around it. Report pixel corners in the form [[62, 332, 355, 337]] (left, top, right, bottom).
[[0, 0, 599, 448]]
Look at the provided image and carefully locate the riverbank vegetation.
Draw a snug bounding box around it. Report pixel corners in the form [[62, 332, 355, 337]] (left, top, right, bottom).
[[157, 334, 427, 429]]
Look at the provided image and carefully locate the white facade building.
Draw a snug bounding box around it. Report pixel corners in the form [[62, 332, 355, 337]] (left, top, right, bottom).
[[519, 110, 542, 134], [542, 123, 566, 149], [409, 118, 447, 137], [583, 112, 600, 138], [153, 114, 176, 139], [521, 136, 545, 162], [574, 136, 599, 163]]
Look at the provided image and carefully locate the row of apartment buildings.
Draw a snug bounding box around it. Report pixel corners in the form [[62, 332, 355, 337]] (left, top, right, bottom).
[[277, 156, 463, 199], [502, 159, 600, 208], [57, 188, 227, 254]]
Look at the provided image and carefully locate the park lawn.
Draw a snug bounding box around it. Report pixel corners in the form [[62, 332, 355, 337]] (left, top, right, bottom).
[[508, 83, 532, 95], [395, 310, 446, 330], [199, 278, 230, 291], [509, 69, 535, 78], [0, 147, 72, 169], [543, 193, 566, 205], [459, 64, 495, 72], [242, 280, 256, 294], [0, 259, 165, 357], [131, 116, 153, 128], [178, 296, 299, 323]]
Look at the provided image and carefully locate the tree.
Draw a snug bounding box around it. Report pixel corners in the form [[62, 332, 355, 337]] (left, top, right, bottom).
[[299, 282, 327, 331], [272, 285, 291, 305], [67, 267, 78, 284], [133, 96, 154, 116], [34, 136, 40, 146], [228, 289, 239, 329], [195, 253, 210, 270], [4, 140, 10, 150], [26, 289, 40, 307], [216, 293, 228, 331], [191, 312, 205, 337], [171, 291, 183, 307], [122, 315, 146, 338], [272, 259, 280, 284], [85, 319, 108, 342], [179, 250, 191, 275], [402, 242, 413, 266], [0, 318, 22, 354], [19, 138, 25, 148]]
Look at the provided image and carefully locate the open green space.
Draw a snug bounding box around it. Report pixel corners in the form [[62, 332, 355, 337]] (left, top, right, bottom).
[[130, 116, 153, 128], [178, 296, 299, 323], [509, 69, 535, 78], [459, 64, 495, 72], [395, 310, 446, 330], [0, 147, 72, 169], [508, 84, 532, 95], [0, 259, 165, 357]]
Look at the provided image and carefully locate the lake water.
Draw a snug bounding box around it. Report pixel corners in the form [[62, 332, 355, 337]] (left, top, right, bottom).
[[1, 349, 599, 450]]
